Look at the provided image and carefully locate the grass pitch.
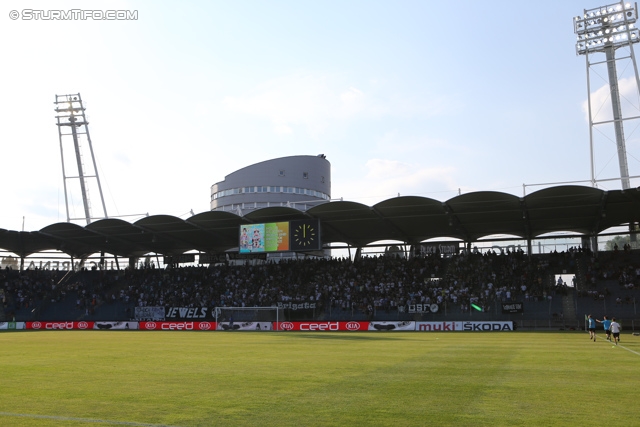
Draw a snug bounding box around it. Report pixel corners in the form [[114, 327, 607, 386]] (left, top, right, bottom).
[[0, 330, 638, 426]]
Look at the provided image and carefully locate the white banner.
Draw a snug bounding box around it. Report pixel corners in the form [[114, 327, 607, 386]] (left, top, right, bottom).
[[217, 322, 273, 331], [135, 306, 165, 321], [368, 321, 415, 331], [408, 304, 439, 313], [416, 321, 513, 331], [0, 322, 26, 330], [94, 321, 139, 330]]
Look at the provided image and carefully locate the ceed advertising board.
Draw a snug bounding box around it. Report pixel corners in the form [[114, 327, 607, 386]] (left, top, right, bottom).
[[5, 320, 515, 332]]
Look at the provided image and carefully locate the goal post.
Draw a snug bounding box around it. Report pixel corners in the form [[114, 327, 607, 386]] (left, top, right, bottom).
[[214, 306, 284, 331]]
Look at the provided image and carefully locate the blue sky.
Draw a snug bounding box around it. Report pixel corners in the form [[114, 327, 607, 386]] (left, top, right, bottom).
[[1, 0, 639, 232]]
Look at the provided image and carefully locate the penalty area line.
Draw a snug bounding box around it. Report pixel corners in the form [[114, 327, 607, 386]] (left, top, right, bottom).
[[0, 412, 182, 427]]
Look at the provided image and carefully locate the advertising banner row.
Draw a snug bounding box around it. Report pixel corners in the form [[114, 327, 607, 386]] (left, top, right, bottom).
[[0, 321, 514, 332], [134, 302, 459, 321]]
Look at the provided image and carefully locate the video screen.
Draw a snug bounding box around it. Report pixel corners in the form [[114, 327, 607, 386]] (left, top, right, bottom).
[[239, 222, 289, 253]]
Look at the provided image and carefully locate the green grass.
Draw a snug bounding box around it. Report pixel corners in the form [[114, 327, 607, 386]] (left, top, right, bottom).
[[0, 331, 638, 426]]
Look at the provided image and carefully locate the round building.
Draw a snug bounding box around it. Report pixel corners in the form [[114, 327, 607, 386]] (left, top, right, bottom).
[[210, 154, 331, 215]]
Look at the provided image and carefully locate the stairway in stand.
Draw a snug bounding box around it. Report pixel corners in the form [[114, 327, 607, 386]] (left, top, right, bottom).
[[0, 290, 5, 321], [562, 291, 577, 328]]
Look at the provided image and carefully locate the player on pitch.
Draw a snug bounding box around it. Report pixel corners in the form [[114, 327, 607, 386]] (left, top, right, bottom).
[[587, 314, 597, 341], [610, 318, 621, 345], [596, 315, 612, 341]]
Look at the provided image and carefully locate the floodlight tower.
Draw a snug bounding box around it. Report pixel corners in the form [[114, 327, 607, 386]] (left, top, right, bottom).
[[54, 93, 108, 224], [574, 1, 640, 190]]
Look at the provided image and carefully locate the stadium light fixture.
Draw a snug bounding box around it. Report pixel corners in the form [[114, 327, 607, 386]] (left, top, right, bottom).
[[574, 1, 639, 55], [574, 1, 640, 247], [574, 0, 639, 193]]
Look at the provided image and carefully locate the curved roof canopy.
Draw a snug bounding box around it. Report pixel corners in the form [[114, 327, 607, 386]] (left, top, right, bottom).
[[1, 185, 638, 258]]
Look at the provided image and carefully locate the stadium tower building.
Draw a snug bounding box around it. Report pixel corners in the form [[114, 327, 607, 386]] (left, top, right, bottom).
[[210, 154, 331, 215]]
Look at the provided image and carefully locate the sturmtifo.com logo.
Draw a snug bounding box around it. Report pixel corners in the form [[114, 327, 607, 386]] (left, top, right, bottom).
[[9, 9, 138, 21]]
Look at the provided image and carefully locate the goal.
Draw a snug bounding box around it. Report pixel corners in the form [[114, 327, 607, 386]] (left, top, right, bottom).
[[214, 306, 284, 331]]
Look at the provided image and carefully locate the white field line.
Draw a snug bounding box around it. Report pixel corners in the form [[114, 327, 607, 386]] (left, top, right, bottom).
[[593, 333, 640, 357]]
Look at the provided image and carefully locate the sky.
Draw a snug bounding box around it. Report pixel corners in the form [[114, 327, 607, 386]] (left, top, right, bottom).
[[2, 0, 640, 233]]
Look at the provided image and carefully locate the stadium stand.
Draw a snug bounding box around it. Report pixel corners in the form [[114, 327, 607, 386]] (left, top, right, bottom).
[[3, 248, 638, 330]]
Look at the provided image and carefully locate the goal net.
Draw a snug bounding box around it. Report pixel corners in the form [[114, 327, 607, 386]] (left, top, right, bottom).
[[214, 306, 284, 331]]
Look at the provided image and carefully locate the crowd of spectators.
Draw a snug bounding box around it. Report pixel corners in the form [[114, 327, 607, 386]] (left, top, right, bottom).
[[0, 268, 112, 320], [579, 245, 639, 305], [1, 248, 596, 321]]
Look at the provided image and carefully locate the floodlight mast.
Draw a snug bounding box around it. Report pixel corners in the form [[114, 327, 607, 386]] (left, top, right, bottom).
[[574, 1, 640, 191], [54, 94, 108, 225]]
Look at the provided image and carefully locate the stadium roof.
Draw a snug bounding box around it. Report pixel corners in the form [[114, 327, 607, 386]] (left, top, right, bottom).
[[1, 185, 639, 259]]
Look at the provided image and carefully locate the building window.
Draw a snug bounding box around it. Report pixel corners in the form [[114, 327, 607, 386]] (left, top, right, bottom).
[[321, 176, 325, 183], [279, 170, 285, 177], [213, 186, 329, 201], [303, 172, 309, 179]]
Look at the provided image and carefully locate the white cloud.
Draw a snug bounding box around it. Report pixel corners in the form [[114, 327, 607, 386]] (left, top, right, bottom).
[[582, 77, 640, 123], [581, 77, 640, 182], [334, 158, 458, 205], [221, 74, 448, 136], [373, 131, 464, 156], [223, 74, 376, 135], [365, 159, 456, 191]]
